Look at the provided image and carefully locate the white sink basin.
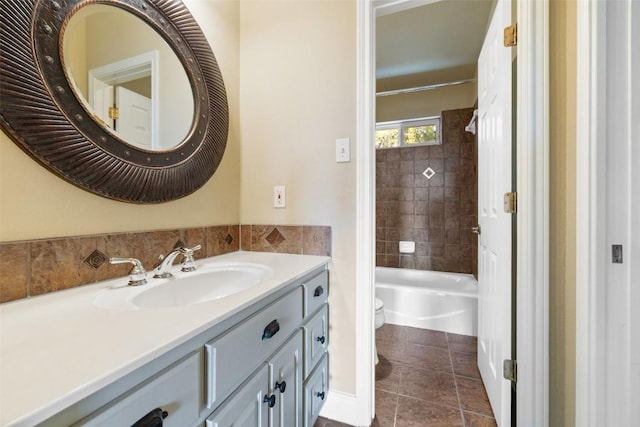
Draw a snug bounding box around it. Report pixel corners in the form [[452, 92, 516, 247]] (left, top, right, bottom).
[[94, 263, 273, 310]]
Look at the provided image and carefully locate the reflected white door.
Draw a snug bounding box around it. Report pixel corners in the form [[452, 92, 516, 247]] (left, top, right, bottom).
[[477, 0, 513, 425], [91, 78, 114, 130], [115, 86, 152, 149]]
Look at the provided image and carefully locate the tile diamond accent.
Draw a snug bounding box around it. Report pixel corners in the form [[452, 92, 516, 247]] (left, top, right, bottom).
[[84, 249, 107, 270], [265, 227, 286, 247], [225, 234, 234, 245], [423, 167, 436, 180]]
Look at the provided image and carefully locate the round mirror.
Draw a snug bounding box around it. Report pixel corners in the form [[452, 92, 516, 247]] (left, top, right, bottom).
[[0, 0, 229, 203], [62, 4, 194, 151]]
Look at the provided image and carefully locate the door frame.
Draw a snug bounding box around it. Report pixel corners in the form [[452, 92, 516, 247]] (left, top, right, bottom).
[[321, 0, 549, 425], [575, 2, 605, 424], [575, 1, 636, 425], [87, 50, 160, 149]]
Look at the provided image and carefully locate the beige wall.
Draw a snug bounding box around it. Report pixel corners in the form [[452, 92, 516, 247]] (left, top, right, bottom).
[[549, 0, 576, 426], [239, 0, 357, 394], [0, 0, 241, 242]]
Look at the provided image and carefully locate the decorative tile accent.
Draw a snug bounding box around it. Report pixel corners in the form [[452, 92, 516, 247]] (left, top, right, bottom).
[[84, 249, 107, 270], [266, 227, 286, 247], [423, 166, 436, 180], [241, 225, 331, 256], [1, 223, 330, 302]]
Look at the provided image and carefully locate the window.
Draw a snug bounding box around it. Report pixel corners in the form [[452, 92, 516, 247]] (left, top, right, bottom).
[[375, 117, 441, 149]]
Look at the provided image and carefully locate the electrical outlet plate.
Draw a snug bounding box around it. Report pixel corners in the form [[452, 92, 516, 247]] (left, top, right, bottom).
[[274, 186, 286, 208]]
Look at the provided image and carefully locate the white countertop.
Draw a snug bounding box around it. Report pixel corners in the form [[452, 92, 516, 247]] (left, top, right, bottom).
[[0, 251, 329, 427]]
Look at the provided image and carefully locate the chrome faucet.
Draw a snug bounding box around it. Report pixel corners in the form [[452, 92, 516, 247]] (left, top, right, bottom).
[[109, 257, 148, 286], [153, 244, 201, 278]]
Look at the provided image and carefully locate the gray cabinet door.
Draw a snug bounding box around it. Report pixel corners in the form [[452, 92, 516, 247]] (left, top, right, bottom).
[[206, 365, 269, 427], [269, 330, 303, 427]]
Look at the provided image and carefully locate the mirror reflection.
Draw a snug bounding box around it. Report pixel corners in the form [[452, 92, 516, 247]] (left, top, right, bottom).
[[63, 4, 194, 151]]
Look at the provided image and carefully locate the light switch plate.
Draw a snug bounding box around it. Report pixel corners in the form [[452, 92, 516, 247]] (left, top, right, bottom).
[[274, 186, 286, 208], [336, 138, 350, 163]]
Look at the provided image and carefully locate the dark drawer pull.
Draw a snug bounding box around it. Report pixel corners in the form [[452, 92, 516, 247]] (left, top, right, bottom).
[[313, 285, 324, 297], [263, 394, 276, 408], [316, 391, 325, 400], [262, 319, 280, 340], [316, 336, 326, 344], [275, 380, 287, 393], [131, 407, 168, 427]]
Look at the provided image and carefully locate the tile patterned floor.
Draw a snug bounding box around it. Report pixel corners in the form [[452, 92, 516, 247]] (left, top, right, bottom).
[[314, 324, 496, 427], [374, 324, 497, 427]]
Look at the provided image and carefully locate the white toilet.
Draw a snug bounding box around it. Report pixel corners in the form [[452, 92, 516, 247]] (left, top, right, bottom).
[[374, 298, 386, 364]]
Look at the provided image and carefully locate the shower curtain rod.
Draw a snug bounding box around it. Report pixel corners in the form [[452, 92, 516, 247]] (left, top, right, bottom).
[[375, 78, 476, 97]]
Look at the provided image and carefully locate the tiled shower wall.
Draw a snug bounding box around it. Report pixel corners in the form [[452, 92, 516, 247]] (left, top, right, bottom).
[[376, 107, 478, 275], [0, 224, 330, 303]]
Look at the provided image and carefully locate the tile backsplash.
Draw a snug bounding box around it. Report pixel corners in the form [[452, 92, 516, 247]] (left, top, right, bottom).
[[0, 224, 330, 303], [376, 107, 478, 276]]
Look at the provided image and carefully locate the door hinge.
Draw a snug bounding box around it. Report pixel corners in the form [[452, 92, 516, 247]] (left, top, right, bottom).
[[503, 359, 517, 383], [504, 23, 517, 47], [108, 106, 120, 120], [503, 192, 517, 213]]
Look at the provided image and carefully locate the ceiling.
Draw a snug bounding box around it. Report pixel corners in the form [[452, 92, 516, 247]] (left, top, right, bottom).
[[376, 0, 495, 85]]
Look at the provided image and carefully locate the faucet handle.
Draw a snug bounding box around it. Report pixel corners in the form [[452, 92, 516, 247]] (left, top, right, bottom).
[[180, 244, 201, 272], [109, 257, 148, 286]]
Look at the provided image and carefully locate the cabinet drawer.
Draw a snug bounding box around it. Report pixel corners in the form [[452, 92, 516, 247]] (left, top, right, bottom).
[[205, 287, 303, 409], [303, 305, 328, 377], [303, 354, 328, 427], [75, 352, 202, 427], [302, 270, 328, 318]]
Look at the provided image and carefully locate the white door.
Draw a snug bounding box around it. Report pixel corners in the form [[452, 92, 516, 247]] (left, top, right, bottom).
[[477, 0, 513, 425], [115, 86, 152, 149], [91, 78, 114, 130]]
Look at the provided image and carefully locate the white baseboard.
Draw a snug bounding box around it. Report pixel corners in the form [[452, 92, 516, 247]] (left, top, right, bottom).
[[319, 389, 361, 426]]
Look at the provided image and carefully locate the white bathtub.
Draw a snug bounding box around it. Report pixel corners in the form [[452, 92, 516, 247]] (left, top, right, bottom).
[[376, 267, 478, 336]]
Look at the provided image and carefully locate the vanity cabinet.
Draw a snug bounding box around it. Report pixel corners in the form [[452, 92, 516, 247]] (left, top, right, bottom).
[[46, 265, 329, 427]]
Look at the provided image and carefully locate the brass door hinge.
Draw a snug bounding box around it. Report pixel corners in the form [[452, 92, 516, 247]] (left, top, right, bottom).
[[504, 192, 517, 214], [504, 23, 517, 47], [503, 359, 517, 383], [108, 106, 120, 120]]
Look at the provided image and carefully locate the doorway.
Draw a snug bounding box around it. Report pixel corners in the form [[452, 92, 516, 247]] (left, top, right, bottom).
[[87, 51, 159, 149], [373, 0, 508, 425], [349, 0, 549, 425]]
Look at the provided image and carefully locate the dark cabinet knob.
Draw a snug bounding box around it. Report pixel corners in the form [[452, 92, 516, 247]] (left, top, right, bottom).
[[275, 380, 287, 393], [262, 320, 280, 340], [313, 286, 324, 297], [316, 391, 325, 400], [263, 394, 276, 408], [131, 408, 168, 427], [316, 336, 325, 344]]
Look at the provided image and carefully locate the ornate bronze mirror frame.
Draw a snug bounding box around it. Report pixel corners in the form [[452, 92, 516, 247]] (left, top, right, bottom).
[[0, 0, 228, 203]]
